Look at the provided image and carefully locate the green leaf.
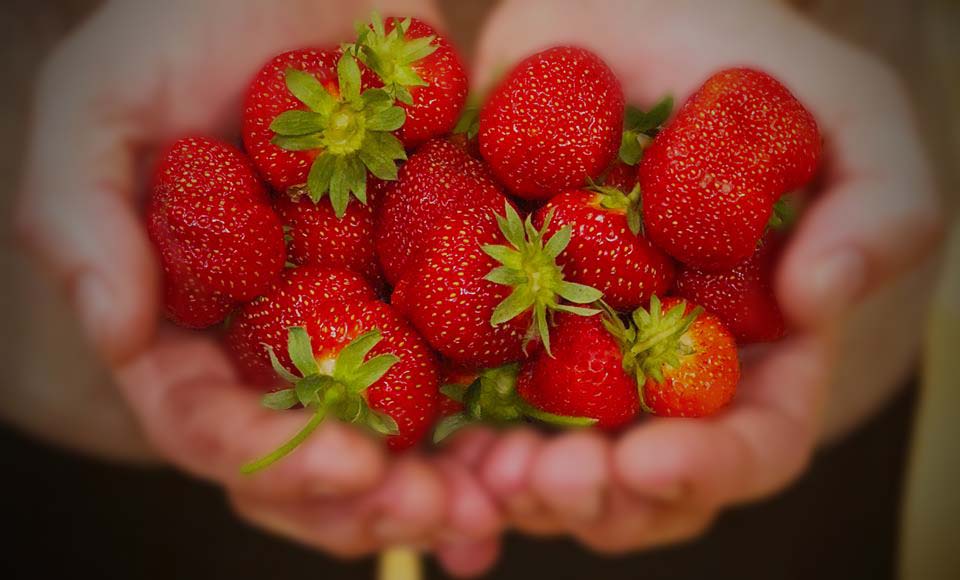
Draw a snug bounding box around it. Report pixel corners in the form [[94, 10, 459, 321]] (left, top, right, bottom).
[[361, 88, 395, 112], [294, 374, 329, 407], [543, 225, 572, 258], [270, 110, 326, 136], [497, 204, 526, 248], [306, 154, 336, 202], [490, 286, 534, 326], [484, 266, 525, 286], [619, 130, 644, 166], [286, 327, 319, 377], [557, 281, 604, 304], [440, 383, 468, 403], [433, 413, 471, 444], [394, 86, 414, 105], [642, 95, 674, 130], [365, 105, 406, 132], [262, 388, 298, 410], [328, 155, 366, 217], [554, 304, 601, 317], [352, 354, 400, 391], [334, 330, 383, 378], [272, 133, 325, 152], [263, 343, 300, 383], [398, 35, 437, 63], [366, 410, 400, 436], [453, 106, 479, 139], [284, 68, 336, 113], [337, 53, 362, 103], [534, 304, 551, 356], [481, 244, 521, 267]]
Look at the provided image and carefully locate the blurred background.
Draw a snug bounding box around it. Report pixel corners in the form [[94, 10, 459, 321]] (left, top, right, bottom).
[[0, 0, 956, 578]]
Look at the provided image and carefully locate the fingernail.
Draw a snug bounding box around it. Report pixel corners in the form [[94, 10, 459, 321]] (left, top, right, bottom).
[[810, 250, 866, 316], [74, 273, 111, 347]]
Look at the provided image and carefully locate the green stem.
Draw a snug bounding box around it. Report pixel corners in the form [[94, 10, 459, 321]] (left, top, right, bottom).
[[241, 407, 327, 475], [520, 402, 597, 427]]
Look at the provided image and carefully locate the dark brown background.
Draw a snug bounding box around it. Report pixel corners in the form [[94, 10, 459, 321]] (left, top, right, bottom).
[[0, 1, 956, 579]]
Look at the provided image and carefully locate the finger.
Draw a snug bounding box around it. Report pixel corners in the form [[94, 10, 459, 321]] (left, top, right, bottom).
[[229, 492, 377, 558], [478, 427, 544, 512], [435, 537, 501, 579], [441, 426, 499, 469], [114, 328, 387, 500], [614, 333, 832, 507], [367, 455, 447, 546], [437, 459, 502, 541], [530, 430, 611, 523]]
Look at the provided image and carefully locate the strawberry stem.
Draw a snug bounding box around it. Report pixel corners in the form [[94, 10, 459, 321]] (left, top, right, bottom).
[[241, 404, 329, 474]]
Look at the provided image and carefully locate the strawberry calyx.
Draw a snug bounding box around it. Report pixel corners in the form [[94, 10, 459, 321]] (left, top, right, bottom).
[[346, 12, 438, 106], [241, 326, 400, 474], [767, 194, 798, 232], [482, 203, 604, 355], [619, 95, 673, 166], [602, 296, 703, 411], [590, 180, 644, 235], [270, 53, 407, 217], [434, 364, 596, 442]]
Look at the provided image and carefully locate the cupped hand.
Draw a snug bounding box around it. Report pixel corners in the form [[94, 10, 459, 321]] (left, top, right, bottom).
[[465, 0, 942, 554], [16, 0, 501, 572]]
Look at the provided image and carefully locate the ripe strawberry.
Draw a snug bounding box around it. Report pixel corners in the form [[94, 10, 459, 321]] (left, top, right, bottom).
[[640, 68, 821, 270], [393, 204, 602, 368], [518, 313, 640, 429], [533, 186, 675, 311], [375, 138, 508, 284], [351, 14, 468, 149], [478, 46, 624, 200], [242, 48, 405, 216], [242, 300, 440, 473], [274, 178, 388, 288], [519, 296, 740, 423], [226, 265, 377, 384], [674, 234, 786, 343], [147, 137, 285, 328]]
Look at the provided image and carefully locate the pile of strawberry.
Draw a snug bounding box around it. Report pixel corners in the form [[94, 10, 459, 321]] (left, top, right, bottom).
[[146, 14, 821, 471]]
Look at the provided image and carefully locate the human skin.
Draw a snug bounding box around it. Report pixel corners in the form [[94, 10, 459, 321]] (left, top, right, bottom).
[[449, 0, 943, 557], [15, 0, 501, 574]]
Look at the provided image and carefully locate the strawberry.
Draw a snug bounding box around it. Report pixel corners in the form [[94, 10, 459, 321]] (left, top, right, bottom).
[[613, 297, 740, 417], [242, 300, 440, 473], [393, 204, 602, 368], [226, 265, 377, 384], [478, 46, 624, 200], [674, 233, 786, 343], [274, 177, 389, 288], [350, 14, 468, 149], [147, 137, 285, 328], [242, 48, 406, 216], [532, 186, 675, 311], [375, 138, 508, 285], [519, 296, 740, 423], [640, 68, 821, 270], [517, 313, 640, 430]]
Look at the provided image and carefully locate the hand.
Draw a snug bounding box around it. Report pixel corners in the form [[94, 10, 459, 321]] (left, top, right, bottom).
[[465, 0, 942, 554], [15, 0, 501, 572]]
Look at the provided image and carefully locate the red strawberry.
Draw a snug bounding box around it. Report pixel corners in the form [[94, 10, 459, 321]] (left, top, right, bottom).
[[520, 296, 740, 423], [533, 186, 675, 311], [478, 46, 624, 200], [274, 178, 388, 289], [602, 159, 640, 192], [518, 313, 640, 429], [351, 15, 468, 149], [242, 48, 405, 216], [674, 234, 786, 343], [147, 137, 285, 328], [375, 138, 508, 284], [242, 300, 440, 473], [640, 68, 821, 270], [393, 204, 602, 368], [226, 265, 377, 384]]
